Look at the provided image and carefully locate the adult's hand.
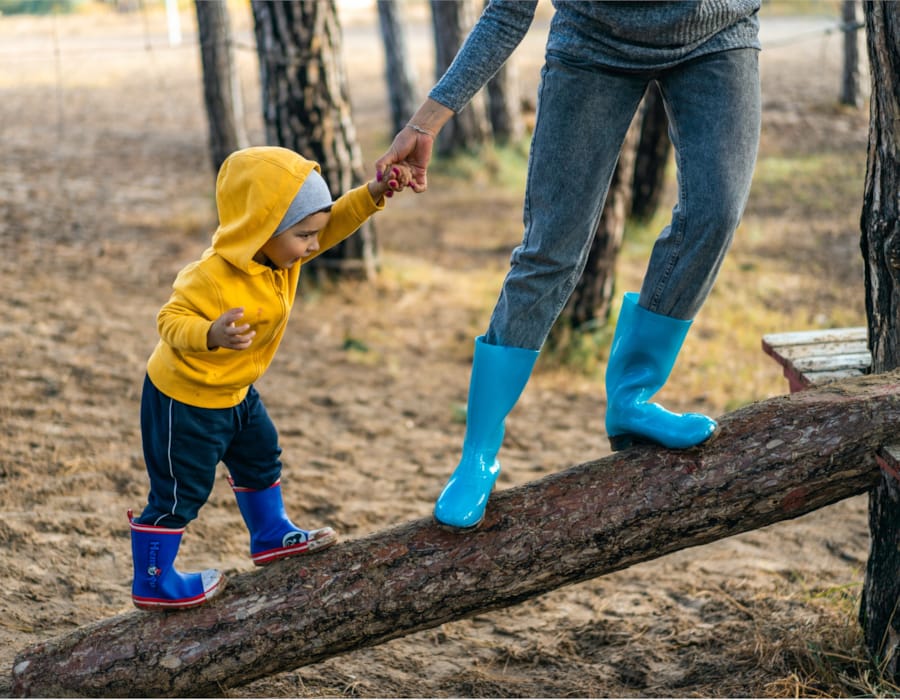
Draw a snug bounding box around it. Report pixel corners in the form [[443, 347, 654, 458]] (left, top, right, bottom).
[[375, 126, 433, 193], [374, 98, 455, 194]]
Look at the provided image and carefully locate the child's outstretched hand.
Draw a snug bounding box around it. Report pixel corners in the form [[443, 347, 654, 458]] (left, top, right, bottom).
[[368, 163, 412, 202], [208, 307, 256, 351]]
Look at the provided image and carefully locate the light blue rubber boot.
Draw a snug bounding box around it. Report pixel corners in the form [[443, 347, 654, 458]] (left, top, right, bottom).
[[605, 292, 717, 451], [434, 336, 539, 530], [129, 510, 224, 611], [230, 479, 337, 566]]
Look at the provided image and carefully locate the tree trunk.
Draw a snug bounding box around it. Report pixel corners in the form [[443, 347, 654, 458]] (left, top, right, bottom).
[[550, 115, 641, 343], [12, 371, 900, 698], [194, 0, 249, 174], [251, 0, 377, 280], [376, 0, 418, 136], [631, 81, 671, 221], [841, 0, 862, 108], [430, 0, 490, 156], [485, 40, 523, 145], [859, 1, 900, 681]]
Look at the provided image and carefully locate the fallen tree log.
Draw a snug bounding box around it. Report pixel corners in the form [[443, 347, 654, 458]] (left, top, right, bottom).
[[11, 370, 900, 697]]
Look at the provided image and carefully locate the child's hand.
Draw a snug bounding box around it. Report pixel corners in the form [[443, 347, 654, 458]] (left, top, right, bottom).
[[207, 307, 255, 351], [368, 163, 412, 201]]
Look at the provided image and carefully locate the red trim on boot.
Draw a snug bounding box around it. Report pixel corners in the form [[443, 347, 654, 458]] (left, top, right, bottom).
[[132, 584, 222, 611]]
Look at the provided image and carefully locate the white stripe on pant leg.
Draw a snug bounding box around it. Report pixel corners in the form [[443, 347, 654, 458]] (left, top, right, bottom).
[[152, 397, 180, 526]]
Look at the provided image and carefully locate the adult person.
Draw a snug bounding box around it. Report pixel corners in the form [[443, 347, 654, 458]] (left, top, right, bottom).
[[375, 0, 762, 531]]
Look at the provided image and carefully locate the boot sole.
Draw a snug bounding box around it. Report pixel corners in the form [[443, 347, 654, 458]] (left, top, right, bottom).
[[433, 515, 484, 533], [133, 576, 226, 611], [608, 433, 658, 451], [253, 531, 338, 566], [609, 431, 714, 452]]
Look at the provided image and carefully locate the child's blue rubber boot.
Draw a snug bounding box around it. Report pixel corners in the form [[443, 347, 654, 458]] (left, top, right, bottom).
[[129, 510, 224, 611], [230, 479, 337, 566], [605, 292, 716, 451], [433, 336, 539, 530]]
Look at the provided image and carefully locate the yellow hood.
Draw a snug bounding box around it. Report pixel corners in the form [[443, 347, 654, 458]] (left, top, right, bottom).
[[211, 146, 319, 273]]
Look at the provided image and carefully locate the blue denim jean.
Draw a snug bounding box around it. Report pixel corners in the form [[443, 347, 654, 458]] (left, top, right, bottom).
[[484, 48, 761, 350]]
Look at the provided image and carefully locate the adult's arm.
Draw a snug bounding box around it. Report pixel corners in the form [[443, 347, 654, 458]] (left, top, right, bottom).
[[429, 0, 538, 113], [375, 0, 539, 191]]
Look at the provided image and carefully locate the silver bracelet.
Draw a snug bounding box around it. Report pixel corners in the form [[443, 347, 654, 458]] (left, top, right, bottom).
[[406, 123, 435, 137]]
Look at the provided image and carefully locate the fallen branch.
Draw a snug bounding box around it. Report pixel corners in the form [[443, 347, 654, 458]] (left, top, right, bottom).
[[11, 370, 900, 697]]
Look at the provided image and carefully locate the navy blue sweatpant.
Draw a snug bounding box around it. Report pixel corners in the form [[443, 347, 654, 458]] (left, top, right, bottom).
[[137, 374, 283, 528]]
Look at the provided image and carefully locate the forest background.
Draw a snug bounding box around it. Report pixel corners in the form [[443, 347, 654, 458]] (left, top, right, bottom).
[[0, 0, 890, 696]]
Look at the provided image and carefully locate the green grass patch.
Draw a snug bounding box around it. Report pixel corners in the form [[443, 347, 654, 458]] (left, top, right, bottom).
[[752, 152, 866, 216], [0, 0, 80, 13], [540, 321, 616, 376], [430, 140, 530, 191]]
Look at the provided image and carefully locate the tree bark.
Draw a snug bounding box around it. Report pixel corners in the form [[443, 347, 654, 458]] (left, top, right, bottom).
[[859, 1, 900, 681], [430, 0, 490, 156], [485, 39, 523, 145], [631, 81, 671, 221], [11, 371, 900, 698], [195, 0, 248, 174], [251, 0, 377, 280], [841, 0, 862, 108], [376, 0, 418, 136]]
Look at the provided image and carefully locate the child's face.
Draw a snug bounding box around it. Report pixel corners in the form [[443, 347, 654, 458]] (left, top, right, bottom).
[[255, 210, 331, 269]]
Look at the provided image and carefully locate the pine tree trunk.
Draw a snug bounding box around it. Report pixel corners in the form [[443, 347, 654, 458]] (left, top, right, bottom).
[[12, 371, 900, 698], [376, 0, 418, 136], [430, 0, 490, 156], [195, 0, 248, 173], [486, 61, 523, 144], [631, 81, 671, 221], [251, 0, 377, 279], [841, 0, 862, 108], [859, 1, 900, 681]]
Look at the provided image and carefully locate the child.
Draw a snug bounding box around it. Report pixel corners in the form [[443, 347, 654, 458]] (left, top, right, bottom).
[[129, 146, 410, 610]]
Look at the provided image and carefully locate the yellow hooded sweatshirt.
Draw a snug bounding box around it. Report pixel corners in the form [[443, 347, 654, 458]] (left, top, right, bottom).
[[146, 146, 384, 408]]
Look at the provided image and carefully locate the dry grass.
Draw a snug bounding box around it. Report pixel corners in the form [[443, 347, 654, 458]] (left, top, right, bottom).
[[764, 584, 900, 698]]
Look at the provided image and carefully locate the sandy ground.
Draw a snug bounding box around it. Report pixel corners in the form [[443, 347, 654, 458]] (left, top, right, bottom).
[[0, 3, 879, 697]]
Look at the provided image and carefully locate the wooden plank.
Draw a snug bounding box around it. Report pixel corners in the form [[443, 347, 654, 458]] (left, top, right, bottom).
[[790, 352, 872, 373], [801, 368, 867, 386], [768, 340, 869, 362], [762, 326, 867, 349]]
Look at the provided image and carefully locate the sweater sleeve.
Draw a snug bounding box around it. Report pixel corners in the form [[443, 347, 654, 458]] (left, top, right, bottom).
[[428, 0, 538, 113], [156, 263, 219, 353]]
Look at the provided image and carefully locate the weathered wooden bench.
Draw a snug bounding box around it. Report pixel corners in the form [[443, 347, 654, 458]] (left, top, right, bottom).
[[761, 326, 870, 393], [761, 325, 900, 479]]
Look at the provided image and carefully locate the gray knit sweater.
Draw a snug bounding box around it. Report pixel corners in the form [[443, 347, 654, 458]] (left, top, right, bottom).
[[429, 0, 761, 113]]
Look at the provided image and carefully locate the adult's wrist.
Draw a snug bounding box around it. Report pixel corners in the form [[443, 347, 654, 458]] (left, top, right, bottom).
[[405, 123, 436, 137], [406, 98, 454, 137]]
